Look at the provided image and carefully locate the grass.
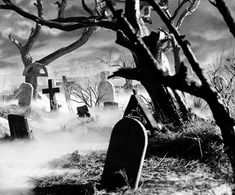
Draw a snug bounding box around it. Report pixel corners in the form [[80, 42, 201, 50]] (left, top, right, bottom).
[[148, 118, 224, 162], [0, 104, 32, 119], [30, 118, 234, 195]]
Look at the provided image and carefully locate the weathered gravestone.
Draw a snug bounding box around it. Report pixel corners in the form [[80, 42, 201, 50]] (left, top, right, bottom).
[[123, 80, 133, 93], [18, 83, 33, 107], [76, 105, 90, 118], [101, 117, 148, 190], [8, 114, 31, 139], [42, 79, 60, 111], [124, 90, 161, 135], [56, 76, 75, 116], [97, 71, 115, 105]]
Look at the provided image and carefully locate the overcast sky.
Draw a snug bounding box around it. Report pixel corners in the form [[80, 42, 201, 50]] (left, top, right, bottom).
[[0, 0, 234, 90]]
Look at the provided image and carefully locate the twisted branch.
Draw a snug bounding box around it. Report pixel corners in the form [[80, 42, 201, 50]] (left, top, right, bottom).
[[209, 0, 235, 38], [25, 0, 43, 53]]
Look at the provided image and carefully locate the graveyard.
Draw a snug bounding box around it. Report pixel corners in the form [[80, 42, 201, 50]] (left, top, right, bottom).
[[0, 74, 233, 194], [0, 0, 235, 195]]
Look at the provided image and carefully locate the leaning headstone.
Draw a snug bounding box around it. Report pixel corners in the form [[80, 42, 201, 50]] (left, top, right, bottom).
[[76, 105, 90, 118], [124, 90, 161, 134], [18, 83, 33, 107], [101, 117, 148, 190], [8, 114, 31, 139], [97, 71, 115, 105]]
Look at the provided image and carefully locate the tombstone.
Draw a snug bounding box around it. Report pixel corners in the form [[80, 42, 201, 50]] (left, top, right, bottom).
[[101, 117, 148, 190], [18, 83, 33, 107], [97, 71, 115, 105], [123, 80, 133, 93], [104, 101, 119, 109], [124, 90, 161, 134], [57, 76, 75, 116], [8, 114, 31, 139], [76, 105, 90, 117], [42, 79, 60, 111]]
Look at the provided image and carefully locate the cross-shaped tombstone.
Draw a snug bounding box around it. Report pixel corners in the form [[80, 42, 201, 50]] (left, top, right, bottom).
[[42, 79, 60, 111]]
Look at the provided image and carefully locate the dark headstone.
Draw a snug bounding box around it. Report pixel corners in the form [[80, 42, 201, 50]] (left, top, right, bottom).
[[124, 93, 161, 134], [103, 101, 118, 109], [76, 105, 90, 117], [101, 117, 148, 190], [8, 114, 31, 139]]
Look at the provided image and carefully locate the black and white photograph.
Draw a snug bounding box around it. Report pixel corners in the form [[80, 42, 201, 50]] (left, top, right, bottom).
[[0, 0, 234, 194]]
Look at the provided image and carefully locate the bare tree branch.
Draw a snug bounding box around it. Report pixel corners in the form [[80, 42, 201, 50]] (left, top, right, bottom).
[[8, 34, 22, 50], [109, 68, 141, 80], [37, 27, 96, 65], [149, 0, 208, 86], [171, 0, 188, 21], [24, 0, 43, 53], [82, 0, 99, 16], [209, 0, 235, 39], [176, 0, 201, 28], [0, 0, 116, 31]]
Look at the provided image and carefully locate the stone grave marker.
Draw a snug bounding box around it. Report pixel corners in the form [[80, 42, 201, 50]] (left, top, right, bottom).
[[76, 105, 90, 117], [18, 83, 33, 107], [56, 76, 75, 116], [124, 90, 161, 134], [8, 114, 31, 139], [42, 79, 60, 111], [104, 101, 119, 109], [123, 80, 133, 93], [97, 71, 115, 105], [101, 117, 148, 190]]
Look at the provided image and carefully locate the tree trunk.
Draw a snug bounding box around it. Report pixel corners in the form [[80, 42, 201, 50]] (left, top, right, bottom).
[[204, 89, 235, 180], [141, 77, 190, 126], [22, 56, 40, 99]]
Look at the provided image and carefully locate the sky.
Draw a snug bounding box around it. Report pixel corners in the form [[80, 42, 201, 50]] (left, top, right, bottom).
[[0, 0, 234, 91]]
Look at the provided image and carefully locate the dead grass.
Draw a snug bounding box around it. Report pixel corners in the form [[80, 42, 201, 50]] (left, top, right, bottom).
[[148, 118, 224, 163], [0, 104, 32, 119], [31, 150, 233, 195], [31, 119, 234, 195]]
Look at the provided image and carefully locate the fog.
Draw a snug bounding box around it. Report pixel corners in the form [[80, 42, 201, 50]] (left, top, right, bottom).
[[0, 93, 128, 194]]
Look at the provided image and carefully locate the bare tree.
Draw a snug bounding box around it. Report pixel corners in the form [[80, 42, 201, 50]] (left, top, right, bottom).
[[2, 0, 235, 179], [4, 0, 98, 98], [69, 81, 103, 108]]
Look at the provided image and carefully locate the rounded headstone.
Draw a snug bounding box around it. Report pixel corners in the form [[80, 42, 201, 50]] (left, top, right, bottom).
[[101, 117, 148, 189]]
